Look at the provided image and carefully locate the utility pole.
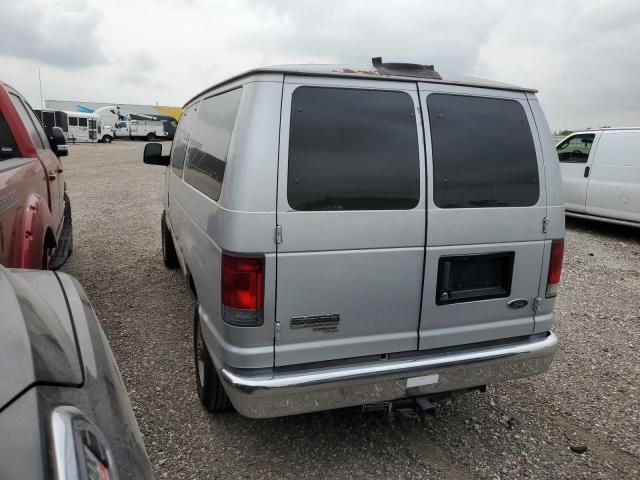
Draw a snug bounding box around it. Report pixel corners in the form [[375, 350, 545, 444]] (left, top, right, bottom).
[[38, 68, 44, 109]]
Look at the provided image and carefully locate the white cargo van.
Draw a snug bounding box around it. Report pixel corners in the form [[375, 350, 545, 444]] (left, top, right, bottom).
[[144, 59, 564, 418], [558, 128, 640, 226]]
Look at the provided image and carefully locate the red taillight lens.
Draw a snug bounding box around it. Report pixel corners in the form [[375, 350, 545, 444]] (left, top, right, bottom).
[[221, 254, 264, 326], [546, 240, 564, 298]]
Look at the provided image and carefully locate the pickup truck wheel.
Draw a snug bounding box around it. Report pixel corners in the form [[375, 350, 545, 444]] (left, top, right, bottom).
[[161, 213, 179, 269], [194, 304, 232, 412], [146, 133, 156, 141]]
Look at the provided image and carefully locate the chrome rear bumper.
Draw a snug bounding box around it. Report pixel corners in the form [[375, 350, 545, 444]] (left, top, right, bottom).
[[220, 332, 558, 418]]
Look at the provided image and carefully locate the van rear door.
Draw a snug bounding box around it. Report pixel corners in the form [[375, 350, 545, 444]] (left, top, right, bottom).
[[418, 85, 547, 350], [274, 77, 426, 367]]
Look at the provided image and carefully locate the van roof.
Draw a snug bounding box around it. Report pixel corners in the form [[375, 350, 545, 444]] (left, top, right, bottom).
[[577, 127, 640, 133], [63, 110, 98, 118], [185, 63, 537, 107]]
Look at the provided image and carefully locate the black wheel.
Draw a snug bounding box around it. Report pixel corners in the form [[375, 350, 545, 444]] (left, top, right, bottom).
[[194, 304, 232, 412], [161, 212, 179, 269], [146, 132, 156, 141], [102, 135, 113, 143], [64, 193, 73, 256]]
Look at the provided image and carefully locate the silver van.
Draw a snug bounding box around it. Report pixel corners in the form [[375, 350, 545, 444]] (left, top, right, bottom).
[[144, 59, 565, 418], [557, 128, 640, 227]]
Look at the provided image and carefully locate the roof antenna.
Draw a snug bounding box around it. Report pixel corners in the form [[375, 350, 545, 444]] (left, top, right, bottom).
[[372, 57, 442, 80]]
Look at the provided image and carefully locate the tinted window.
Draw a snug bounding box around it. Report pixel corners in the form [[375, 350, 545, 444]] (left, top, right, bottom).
[[79, 117, 87, 127], [9, 94, 45, 149], [69, 117, 78, 126], [55, 111, 68, 132], [42, 111, 55, 128], [0, 112, 19, 159], [556, 134, 594, 163], [184, 88, 242, 200], [288, 87, 420, 211], [428, 94, 539, 208], [170, 103, 198, 176]]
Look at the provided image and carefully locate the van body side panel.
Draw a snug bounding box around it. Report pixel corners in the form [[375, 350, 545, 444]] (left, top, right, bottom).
[[418, 84, 548, 350], [274, 76, 426, 367], [586, 130, 640, 224], [172, 79, 282, 369], [526, 96, 563, 333]]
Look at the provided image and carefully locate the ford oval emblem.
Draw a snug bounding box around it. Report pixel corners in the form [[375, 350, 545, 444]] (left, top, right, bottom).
[[508, 299, 529, 309]]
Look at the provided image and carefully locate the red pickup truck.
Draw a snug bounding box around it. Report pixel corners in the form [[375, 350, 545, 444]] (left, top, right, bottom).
[[0, 81, 72, 269]]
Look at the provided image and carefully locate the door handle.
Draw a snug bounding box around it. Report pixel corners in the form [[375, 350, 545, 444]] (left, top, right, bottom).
[[57, 168, 63, 173], [48, 171, 56, 180], [584, 166, 590, 178]]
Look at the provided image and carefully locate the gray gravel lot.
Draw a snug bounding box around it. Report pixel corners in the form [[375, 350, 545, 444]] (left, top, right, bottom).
[[62, 142, 639, 479]]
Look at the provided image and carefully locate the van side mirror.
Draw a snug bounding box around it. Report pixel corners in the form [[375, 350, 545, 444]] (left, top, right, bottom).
[[49, 127, 68, 157], [143, 142, 170, 166]]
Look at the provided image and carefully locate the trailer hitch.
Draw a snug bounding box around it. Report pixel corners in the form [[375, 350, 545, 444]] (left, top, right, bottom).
[[362, 396, 437, 419]]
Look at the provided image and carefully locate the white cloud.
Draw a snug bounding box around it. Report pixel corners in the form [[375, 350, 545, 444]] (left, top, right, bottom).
[[1, 0, 639, 130]]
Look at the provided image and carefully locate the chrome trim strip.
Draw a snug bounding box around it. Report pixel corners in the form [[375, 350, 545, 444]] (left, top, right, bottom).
[[220, 333, 558, 418]]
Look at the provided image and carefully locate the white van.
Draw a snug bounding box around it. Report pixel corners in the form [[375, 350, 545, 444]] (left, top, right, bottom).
[[144, 60, 564, 418], [557, 128, 640, 226]]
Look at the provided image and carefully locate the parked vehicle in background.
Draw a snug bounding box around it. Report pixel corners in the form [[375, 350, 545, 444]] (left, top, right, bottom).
[[0, 81, 73, 269], [115, 118, 168, 141], [557, 128, 640, 227], [35, 109, 111, 144], [65, 111, 100, 143], [0, 266, 154, 479], [34, 108, 68, 138], [144, 59, 564, 419]]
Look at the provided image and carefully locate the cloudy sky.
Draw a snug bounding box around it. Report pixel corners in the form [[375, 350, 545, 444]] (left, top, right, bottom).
[[2, 0, 639, 131]]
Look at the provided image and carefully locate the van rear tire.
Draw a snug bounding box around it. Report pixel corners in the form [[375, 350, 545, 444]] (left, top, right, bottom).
[[102, 135, 113, 143], [161, 213, 179, 269], [146, 132, 156, 141], [194, 304, 232, 412]]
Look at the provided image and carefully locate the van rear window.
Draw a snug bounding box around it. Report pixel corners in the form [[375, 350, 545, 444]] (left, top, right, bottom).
[[427, 94, 539, 209], [0, 112, 19, 159], [288, 87, 420, 211]]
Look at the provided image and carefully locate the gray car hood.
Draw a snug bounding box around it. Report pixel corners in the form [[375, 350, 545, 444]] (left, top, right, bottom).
[[0, 267, 82, 410]]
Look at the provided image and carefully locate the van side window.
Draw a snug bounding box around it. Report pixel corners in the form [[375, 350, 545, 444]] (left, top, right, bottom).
[[556, 134, 595, 163], [0, 112, 19, 159], [288, 87, 420, 211], [69, 117, 78, 127], [428, 94, 539, 209], [184, 88, 242, 201], [170, 103, 198, 177], [9, 93, 45, 150], [79, 117, 88, 127]]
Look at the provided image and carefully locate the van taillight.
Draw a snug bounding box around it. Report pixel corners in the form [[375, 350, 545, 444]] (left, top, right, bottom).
[[546, 240, 564, 298], [221, 254, 264, 326]]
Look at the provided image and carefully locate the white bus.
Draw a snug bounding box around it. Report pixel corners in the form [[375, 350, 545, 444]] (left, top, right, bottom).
[[65, 111, 100, 143]]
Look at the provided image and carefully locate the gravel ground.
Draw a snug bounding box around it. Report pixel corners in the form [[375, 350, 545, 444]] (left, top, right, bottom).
[[62, 142, 639, 479]]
